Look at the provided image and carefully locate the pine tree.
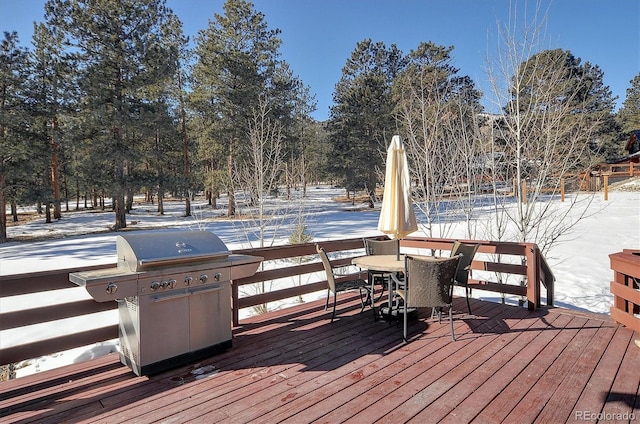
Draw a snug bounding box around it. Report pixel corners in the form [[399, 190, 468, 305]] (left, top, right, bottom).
[[28, 22, 76, 221], [617, 73, 640, 149], [44, 0, 180, 230], [0, 32, 31, 242], [328, 39, 403, 207], [191, 0, 282, 217]]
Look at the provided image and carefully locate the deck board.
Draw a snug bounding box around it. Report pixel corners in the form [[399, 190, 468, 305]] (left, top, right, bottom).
[[482, 315, 603, 423], [0, 294, 638, 424]]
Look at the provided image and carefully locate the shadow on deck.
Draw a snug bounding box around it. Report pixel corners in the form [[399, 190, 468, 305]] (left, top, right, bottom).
[[1, 294, 638, 423]]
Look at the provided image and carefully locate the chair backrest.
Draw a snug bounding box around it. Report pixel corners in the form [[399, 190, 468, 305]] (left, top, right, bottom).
[[316, 244, 337, 293], [450, 241, 479, 285], [405, 255, 461, 308], [364, 238, 399, 256]]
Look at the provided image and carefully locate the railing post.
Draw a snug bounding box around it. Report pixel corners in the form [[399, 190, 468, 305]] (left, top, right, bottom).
[[609, 250, 640, 333], [231, 280, 239, 327], [525, 244, 540, 311]]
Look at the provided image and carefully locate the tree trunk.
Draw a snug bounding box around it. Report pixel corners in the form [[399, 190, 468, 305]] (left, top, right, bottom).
[[126, 188, 134, 212], [114, 191, 126, 230], [157, 186, 165, 215], [227, 150, 235, 216], [181, 96, 191, 217], [63, 174, 69, 212], [50, 118, 62, 219], [184, 195, 191, 217], [0, 173, 6, 242]]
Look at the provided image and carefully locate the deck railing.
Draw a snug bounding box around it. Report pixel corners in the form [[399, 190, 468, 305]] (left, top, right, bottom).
[[0, 236, 553, 367], [609, 249, 640, 333]]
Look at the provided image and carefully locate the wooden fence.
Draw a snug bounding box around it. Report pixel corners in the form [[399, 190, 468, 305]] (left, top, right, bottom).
[[0, 236, 554, 367], [580, 161, 640, 193]]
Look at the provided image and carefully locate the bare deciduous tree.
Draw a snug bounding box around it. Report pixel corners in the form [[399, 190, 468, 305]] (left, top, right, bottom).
[[233, 97, 286, 314], [235, 97, 286, 248], [482, 2, 614, 254], [394, 42, 483, 241]]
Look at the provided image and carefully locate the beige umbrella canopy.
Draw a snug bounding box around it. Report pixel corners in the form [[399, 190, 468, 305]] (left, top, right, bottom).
[[378, 135, 418, 240]]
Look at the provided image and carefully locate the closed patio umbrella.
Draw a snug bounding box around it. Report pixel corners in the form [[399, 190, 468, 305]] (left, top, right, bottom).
[[377, 135, 418, 256]]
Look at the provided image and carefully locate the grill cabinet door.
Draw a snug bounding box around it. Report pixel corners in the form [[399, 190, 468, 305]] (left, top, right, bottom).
[[189, 281, 232, 351]]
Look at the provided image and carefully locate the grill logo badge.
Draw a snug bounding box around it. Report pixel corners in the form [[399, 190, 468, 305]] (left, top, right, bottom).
[[176, 241, 192, 254]]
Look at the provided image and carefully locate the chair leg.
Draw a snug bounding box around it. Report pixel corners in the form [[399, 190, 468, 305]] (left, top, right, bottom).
[[403, 303, 408, 342], [465, 287, 472, 314], [449, 305, 456, 341], [358, 288, 369, 312], [325, 289, 330, 311], [330, 292, 337, 322], [374, 277, 386, 302]]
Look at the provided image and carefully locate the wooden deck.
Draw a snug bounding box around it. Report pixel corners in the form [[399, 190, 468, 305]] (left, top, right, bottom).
[[1, 294, 639, 423]]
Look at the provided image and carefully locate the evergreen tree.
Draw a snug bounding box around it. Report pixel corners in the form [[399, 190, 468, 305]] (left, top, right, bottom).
[[0, 32, 31, 242], [616, 73, 640, 154], [164, 14, 196, 217], [618, 73, 640, 132], [328, 39, 403, 207], [27, 22, 77, 221], [44, 0, 180, 230], [191, 0, 282, 217], [509, 49, 615, 168]]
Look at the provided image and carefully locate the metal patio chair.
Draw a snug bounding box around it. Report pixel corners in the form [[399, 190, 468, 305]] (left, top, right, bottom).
[[450, 241, 480, 314], [316, 244, 373, 322], [363, 238, 400, 301], [391, 254, 461, 342]]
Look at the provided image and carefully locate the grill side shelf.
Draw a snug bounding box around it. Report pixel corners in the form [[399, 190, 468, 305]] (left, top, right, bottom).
[[69, 268, 140, 302]]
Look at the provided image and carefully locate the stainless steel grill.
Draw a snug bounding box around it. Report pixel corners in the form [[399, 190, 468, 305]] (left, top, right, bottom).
[[70, 230, 262, 376]]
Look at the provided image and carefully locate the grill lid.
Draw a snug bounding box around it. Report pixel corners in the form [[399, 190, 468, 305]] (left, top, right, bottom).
[[117, 230, 231, 271]]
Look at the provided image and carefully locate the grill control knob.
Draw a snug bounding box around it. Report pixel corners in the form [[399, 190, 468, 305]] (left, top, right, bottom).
[[150, 281, 160, 290], [199, 274, 208, 284], [184, 276, 193, 286], [106, 283, 118, 294], [214, 272, 222, 282], [160, 280, 169, 289], [168, 279, 177, 289]]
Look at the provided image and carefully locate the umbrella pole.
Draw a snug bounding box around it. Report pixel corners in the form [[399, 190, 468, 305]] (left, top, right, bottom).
[[396, 238, 400, 261]]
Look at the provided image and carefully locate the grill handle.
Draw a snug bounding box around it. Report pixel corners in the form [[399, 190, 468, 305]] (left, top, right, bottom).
[[152, 291, 190, 303], [189, 284, 225, 296]]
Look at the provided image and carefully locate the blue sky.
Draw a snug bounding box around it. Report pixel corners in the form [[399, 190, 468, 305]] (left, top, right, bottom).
[[1, 0, 638, 121]]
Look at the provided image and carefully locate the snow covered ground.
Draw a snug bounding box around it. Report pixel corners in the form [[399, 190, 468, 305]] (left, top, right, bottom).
[[1, 182, 638, 378]]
